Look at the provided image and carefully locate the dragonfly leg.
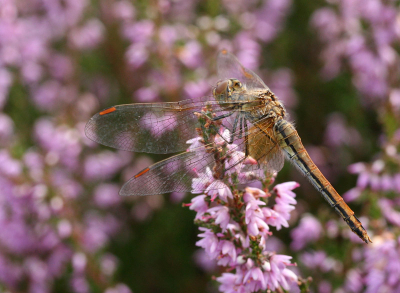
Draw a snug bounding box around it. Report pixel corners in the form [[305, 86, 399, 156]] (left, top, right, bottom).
[[211, 111, 234, 121], [243, 118, 249, 157], [237, 117, 244, 139], [228, 115, 240, 143], [209, 114, 242, 144]]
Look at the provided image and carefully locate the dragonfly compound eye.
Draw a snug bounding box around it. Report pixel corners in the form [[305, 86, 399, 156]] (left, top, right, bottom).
[[213, 80, 231, 100]]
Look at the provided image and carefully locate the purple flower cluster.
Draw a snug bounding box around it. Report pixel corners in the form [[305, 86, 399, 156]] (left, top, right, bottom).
[[307, 1, 400, 292], [339, 234, 400, 293], [312, 0, 400, 101], [187, 131, 300, 292], [0, 0, 137, 292], [114, 0, 296, 107], [313, 0, 400, 205], [290, 214, 322, 251], [344, 160, 400, 202]]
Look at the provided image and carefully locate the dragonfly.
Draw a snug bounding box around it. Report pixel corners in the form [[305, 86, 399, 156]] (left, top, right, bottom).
[[85, 50, 372, 244]]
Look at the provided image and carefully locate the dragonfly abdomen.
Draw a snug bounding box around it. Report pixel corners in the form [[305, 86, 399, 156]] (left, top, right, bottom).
[[274, 119, 372, 243]]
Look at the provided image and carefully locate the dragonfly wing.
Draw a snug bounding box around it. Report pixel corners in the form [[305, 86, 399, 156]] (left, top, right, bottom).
[[247, 119, 285, 174], [120, 129, 272, 196], [120, 116, 288, 196], [121, 149, 205, 195], [217, 50, 270, 91], [85, 97, 266, 154], [85, 101, 201, 153], [120, 146, 230, 196]]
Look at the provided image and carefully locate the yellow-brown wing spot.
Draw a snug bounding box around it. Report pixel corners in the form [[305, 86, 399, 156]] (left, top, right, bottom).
[[100, 107, 117, 115], [221, 49, 228, 55], [247, 120, 284, 173], [241, 68, 253, 79], [134, 167, 150, 178]]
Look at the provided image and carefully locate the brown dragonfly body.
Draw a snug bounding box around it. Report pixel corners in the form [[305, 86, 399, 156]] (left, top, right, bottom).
[[86, 50, 371, 243]]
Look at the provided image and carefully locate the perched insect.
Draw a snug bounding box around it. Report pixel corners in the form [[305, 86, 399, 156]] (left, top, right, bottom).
[[86, 50, 372, 243]]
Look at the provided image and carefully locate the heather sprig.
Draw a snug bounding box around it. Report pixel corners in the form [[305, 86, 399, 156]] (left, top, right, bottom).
[[185, 108, 303, 292]]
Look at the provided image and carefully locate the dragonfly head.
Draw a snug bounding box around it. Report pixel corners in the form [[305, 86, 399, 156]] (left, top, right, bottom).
[[213, 78, 244, 102]]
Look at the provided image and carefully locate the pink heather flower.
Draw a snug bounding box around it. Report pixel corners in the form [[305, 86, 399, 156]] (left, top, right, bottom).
[[263, 207, 289, 231], [0, 150, 22, 178], [244, 191, 269, 236], [361, 236, 400, 292], [135, 87, 159, 102], [112, 1, 135, 21], [186, 137, 203, 151], [196, 228, 220, 259], [343, 269, 364, 293], [177, 40, 202, 69], [380, 174, 394, 191], [300, 251, 341, 273], [215, 129, 231, 146], [189, 194, 208, 218], [274, 182, 299, 205], [265, 254, 298, 290], [48, 54, 74, 80], [343, 187, 362, 202], [218, 240, 237, 266], [94, 184, 121, 208], [104, 284, 132, 293], [84, 151, 131, 181], [226, 150, 258, 175], [324, 113, 362, 148], [193, 249, 218, 272], [125, 43, 149, 68], [291, 214, 323, 250], [379, 199, 400, 227], [369, 174, 381, 191], [271, 182, 299, 229], [192, 167, 214, 194], [69, 19, 104, 50], [123, 20, 154, 43], [183, 80, 210, 100], [217, 273, 247, 293], [356, 172, 370, 189], [208, 206, 230, 231], [348, 162, 367, 174], [244, 267, 266, 290], [32, 80, 62, 111], [205, 181, 233, 202], [34, 119, 84, 170]]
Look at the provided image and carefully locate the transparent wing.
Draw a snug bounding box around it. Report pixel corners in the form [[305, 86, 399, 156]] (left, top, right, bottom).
[[217, 50, 270, 91], [120, 117, 285, 196], [85, 99, 201, 154], [85, 96, 266, 154]]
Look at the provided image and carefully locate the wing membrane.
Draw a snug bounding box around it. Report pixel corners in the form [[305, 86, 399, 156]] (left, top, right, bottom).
[[120, 117, 284, 196], [85, 100, 199, 153], [217, 50, 270, 91], [85, 96, 265, 154], [248, 120, 284, 173]]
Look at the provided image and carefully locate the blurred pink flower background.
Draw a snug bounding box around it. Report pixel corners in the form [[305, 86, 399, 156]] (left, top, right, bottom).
[[0, 0, 399, 292]]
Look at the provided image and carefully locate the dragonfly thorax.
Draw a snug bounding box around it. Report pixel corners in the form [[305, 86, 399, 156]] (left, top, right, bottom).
[[244, 91, 287, 122]]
